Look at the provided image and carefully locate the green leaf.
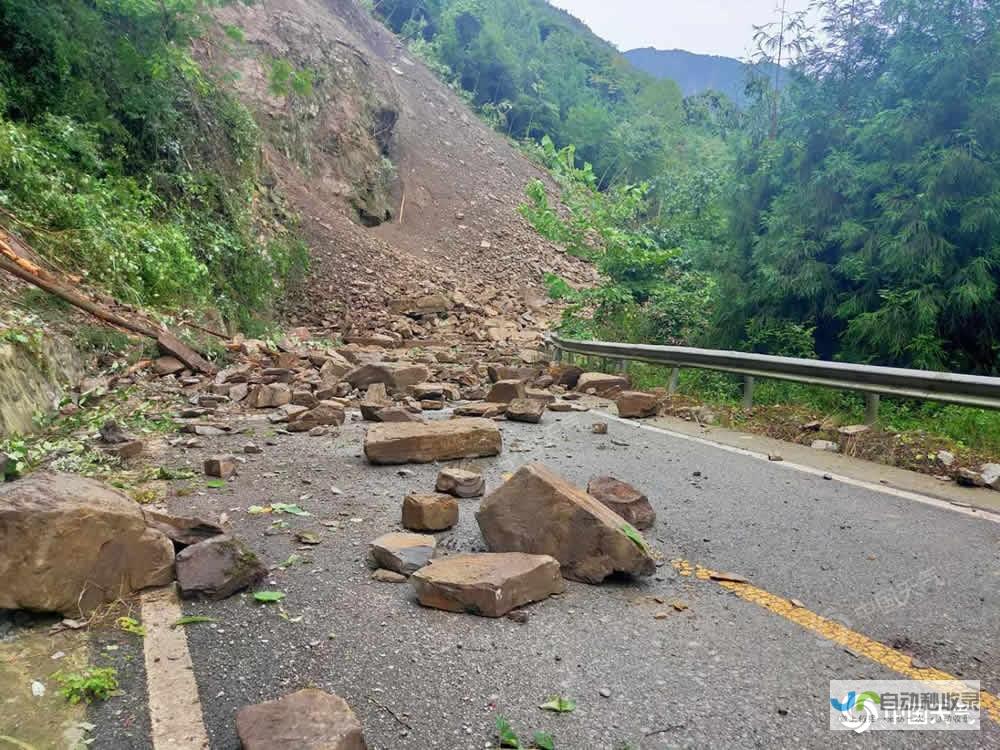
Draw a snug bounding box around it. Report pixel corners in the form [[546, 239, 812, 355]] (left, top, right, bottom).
[[271, 503, 310, 516], [171, 616, 216, 628], [532, 731, 555, 750], [495, 715, 521, 748], [247, 505, 271, 515], [253, 591, 286, 603], [619, 522, 650, 554], [115, 617, 146, 637], [539, 696, 576, 713], [205, 479, 227, 489]]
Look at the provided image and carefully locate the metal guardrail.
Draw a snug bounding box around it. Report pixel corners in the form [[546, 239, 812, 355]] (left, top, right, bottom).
[[546, 334, 1000, 422]]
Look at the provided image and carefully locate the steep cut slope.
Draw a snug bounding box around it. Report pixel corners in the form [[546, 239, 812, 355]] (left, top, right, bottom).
[[625, 47, 785, 105], [205, 0, 593, 340]]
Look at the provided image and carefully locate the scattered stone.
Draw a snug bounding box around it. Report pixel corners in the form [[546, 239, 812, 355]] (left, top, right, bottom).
[[236, 689, 366, 750], [592, 422, 608, 435], [486, 379, 526, 403], [811, 440, 839, 452], [586, 476, 656, 530], [524, 388, 556, 404], [575, 372, 629, 396], [487, 365, 539, 383], [368, 532, 436, 575], [287, 402, 346, 432], [936, 450, 956, 467], [364, 418, 502, 465], [599, 688, 612, 698], [153, 356, 185, 376], [709, 571, 749, 584], [768, 453, 784, 462], [555, 366, 584, 388], [346, 363, 430, 393], [144, 510, 224, 547], [244, 443, 263, 455], [246, 383, 292, 409], [477, 463, 655, 583], [957, 468, 985, 487], [547, 402, 574, 412], [981, 463, 1000, 490], [99, 420, 130, 444], [453, 402, 506, 418], [436, 467, 485, 498], [175, 535, 266, 600], [401, 493, 459, 532], [204, 455, 238, 479], [374, 407, 424, 423], [410, 553, 564, 618], [615, 391, 659, 419], [371, 569, 407, 584], [0, 472, 174, 616], [838, 424, 870, 437], [506, 398, 545, 424], [802, 420, 822, 431], [101, 439, 144, 460]]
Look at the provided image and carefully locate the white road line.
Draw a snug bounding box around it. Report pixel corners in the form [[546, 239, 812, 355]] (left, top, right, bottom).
[[593, 410, 1000, 524], [140, 587, 210, 749]]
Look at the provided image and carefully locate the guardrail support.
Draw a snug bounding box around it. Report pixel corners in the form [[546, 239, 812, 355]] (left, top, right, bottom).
[[615, 358, 627, 374], [865, 393, 880, 425], [668, 367, 680, 394], [743, 376, 755, 410]]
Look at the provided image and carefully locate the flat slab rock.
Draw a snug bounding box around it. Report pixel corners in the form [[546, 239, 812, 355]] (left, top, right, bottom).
[[0, 472, 174, 616], [506, 398, 545, 424], [477, 463, 655, 583], [364, 418, 502, 465], [236, 689, 366, 750], [576, 372, 630, 396], [411, 553, 564, 618], [586, 476, 656, 530], [368, 532, 436, 575]]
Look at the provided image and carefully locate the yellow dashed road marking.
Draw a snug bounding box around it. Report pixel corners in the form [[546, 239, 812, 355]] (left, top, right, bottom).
[[672, 559, 1000, 724]]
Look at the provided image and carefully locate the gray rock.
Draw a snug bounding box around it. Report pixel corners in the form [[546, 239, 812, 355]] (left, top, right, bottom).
[[175, 535, 266, 600]]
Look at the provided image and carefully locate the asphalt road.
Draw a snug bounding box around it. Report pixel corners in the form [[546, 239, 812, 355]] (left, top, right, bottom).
[[88, 408, 999, 749]]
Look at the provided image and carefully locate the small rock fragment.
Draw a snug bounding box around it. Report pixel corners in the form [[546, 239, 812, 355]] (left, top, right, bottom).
[[401, 493, 459, 532], [204, 455, 238, 479], [435, 467, 485, 498]]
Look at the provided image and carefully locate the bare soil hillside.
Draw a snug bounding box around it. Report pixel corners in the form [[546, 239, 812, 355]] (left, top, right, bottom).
[[206, 0, 594, 343]]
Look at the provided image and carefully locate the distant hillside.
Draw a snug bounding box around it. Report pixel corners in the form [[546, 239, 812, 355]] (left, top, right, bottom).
[[624, 47, 784, 105]]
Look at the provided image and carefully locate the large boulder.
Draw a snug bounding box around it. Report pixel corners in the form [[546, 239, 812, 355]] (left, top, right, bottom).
[[486, 379, 527, 403], [246, 383, 292, 409], [175, 535, 266, 600], [410, 553, 564, 618], [236, 689, 366, 750], [0, 473, 175, 616], [364, 418, 502, 465], [287, 402, 346, 432], [576, 372, 630, 397], [616, 391, 659, 419], [586, 477, 656, 530], [345, 363, 430, 393], [506, 398, 545, 424], [477, 464, 655, 583]]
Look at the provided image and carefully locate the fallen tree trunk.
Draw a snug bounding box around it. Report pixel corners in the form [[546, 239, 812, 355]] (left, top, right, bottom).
[[0, 234, 216, 375]]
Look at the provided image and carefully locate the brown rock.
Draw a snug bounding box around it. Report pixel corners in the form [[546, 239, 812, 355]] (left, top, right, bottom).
[[401, 493, 459, 531], [616, 391, 659, 419], [292, 390, 319, 409], [592, 422, 608, 435], [371, 569, 407, 583], [410, 383, 461, 401], [345, 363, 431, 393], [486, 379, 526, 403], [101, 439, 144, 460], [144, 511, 224, 547], [506, 398, 545, 424], [390, 292, 450, 317], [586, 477, 656, 530], [410, 553, 564, 618], [368, 532, 436, 574], [453, 402, 506, 418], [576, 372, 630, 396], [436, 467, 485, 498], [0, 473, 174, 616], [153, 356, 185, 376], [547, 402, 573, 413], [175, 535, 266, 600], [204, 455, 238, 479], [555, 366, 584, 388], [246, 383, 292, 409], [364, 418, 502, 465], [287, 402, 346, 432], [319, 354, 353, 384], [477, 464, 655, 583], [236, 689, 366, 750], [525, 388, 556, 403], [487, 365, 539, 383]]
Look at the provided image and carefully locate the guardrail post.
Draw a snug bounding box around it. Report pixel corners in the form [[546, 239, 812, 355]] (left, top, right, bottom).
[[553, 346, 562, 364], [743, 376, 755, 409], [615, 358, 626, 374], [668, 367, 680, 394], [865, 393, 880, 425]]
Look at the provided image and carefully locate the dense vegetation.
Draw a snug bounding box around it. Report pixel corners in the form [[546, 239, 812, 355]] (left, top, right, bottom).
[[0, 0, 306, 330], [378, 0, 1000, 379]]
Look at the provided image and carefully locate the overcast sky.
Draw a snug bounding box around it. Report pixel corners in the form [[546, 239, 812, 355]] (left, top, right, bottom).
[[548, 0, 813, 59]]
